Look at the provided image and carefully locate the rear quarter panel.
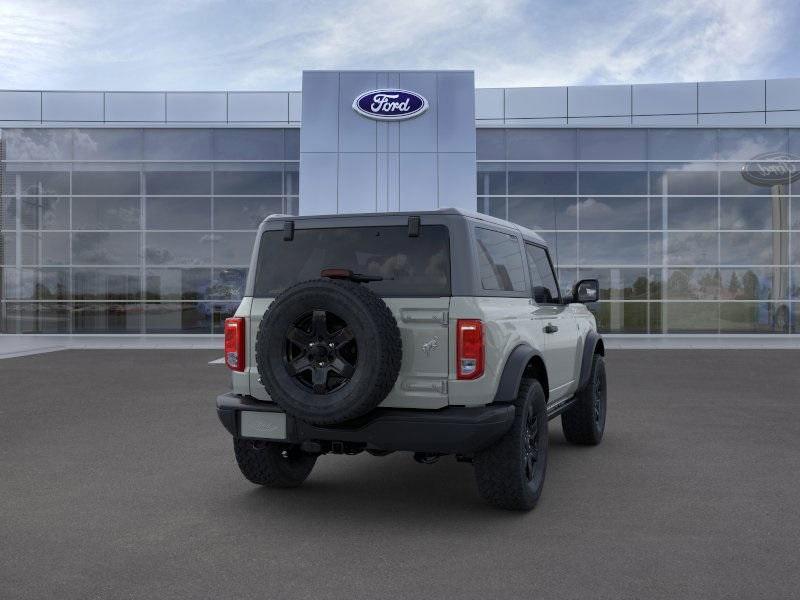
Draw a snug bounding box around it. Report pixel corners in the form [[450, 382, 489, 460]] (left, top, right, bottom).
[[448, 296, 542, 407]]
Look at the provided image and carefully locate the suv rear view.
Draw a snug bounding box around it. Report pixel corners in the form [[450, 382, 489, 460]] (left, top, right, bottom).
[[217, 208, 606, 510]]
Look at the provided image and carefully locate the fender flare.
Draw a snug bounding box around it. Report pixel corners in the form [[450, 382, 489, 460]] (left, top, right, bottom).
[[577, 331, 604, 392], [492, 344, 545, 404]]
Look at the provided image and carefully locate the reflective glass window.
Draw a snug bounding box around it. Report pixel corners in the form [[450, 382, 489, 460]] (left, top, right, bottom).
[[720, 169, 781, 195], [579, 233, 648, 265], [213, 197, 282, 230], [21, 232, 69, 265], [20, 196, 69, 230], [72, 171, 140, 195], [720, 197, 788, 230], [648, 129, 717, 161], [508, 197, 577, 230], [720, 302, 788, 333], [213, 232, 255, 266], [537, 232, 577, 265], [578, 130, 646, 160], [4, 302, 71, 333], [666, 233, 718, 265], [146, 197, 211, 230], [210, 268, 247, 301], [73, 129, 143, 160], [477, 166, 505, 196], [507, 129, 576, 160], [213, 129, 284, 160], [476, 129, 505, 160], [474, 227, 526, 292], [589, 302, 648, 334], [144, 302, 212, 333], [720, 267, 789, 301], [145, 171, 210, 195], [1, 233, 16, 264], [650, 169, 717, 196], [718, 129, 788, 160], [508, 168, 575, 195], [72, 232, 139, 265], [73, 303, 142, 333], [720, 232, 785, 265], [478, 197, 506, 220], [145, 268, 211, 300], [577, 268, 649, 300], [663, 302, 719, 333], [284, 129, 300, 159], [72, 268, 141, 300], [579, 171, 647, 195], [4, 129, 73, 160], [72, 197, 140, 230], [143, 129, 213, 160], [145, 232, 212, 266], [665, 268, 720, 300], [18, 171, 70, 196], [578, 197, 648, 230], [213, 170, 282, 195], [666, 197, 718, 230]]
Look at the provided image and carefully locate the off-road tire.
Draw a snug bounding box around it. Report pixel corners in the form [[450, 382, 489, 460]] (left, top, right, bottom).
[[473, 380, 548, 511], [233, 439, 317, 487], [256, 278, 402, 425], [561, 354, 606, 445]]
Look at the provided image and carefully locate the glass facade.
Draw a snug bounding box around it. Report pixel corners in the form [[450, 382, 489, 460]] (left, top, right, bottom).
[[478, 128, 800, 334], [1, 125, 798, 335], [0, 128, 299, 333]]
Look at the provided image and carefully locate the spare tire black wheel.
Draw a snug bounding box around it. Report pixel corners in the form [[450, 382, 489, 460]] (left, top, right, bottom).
[[256, 279, 402, 425]]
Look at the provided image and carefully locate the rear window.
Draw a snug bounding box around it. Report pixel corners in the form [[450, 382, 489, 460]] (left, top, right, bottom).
[[254, 225, 450, 297]]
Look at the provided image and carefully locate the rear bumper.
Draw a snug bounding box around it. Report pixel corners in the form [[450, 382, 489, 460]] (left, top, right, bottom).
[[216, 393, 515, 455]]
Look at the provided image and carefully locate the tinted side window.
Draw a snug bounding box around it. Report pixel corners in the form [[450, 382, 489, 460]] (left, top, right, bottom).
[[474, 227, 526, 292], [525, 244, 560, 304]]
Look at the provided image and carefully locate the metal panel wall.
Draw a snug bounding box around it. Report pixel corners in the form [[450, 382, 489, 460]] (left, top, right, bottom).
[[299, 70, 476, 215]]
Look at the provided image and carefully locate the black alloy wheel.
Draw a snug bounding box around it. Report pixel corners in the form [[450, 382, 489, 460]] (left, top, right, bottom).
[[284, 309, 358, 395], [523, 410, 540, 482]]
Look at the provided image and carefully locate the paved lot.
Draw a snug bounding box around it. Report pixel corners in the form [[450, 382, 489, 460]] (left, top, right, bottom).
[[1, 349, 799, 599]]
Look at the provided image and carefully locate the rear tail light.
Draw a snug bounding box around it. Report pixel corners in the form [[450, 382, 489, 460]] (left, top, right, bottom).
[[224, 317, 245, 372], [456, 319, 484, 380]]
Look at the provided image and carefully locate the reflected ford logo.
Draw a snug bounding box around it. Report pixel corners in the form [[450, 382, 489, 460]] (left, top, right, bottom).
[[741, 152, 800, 186], [353, 89, 428, 121]]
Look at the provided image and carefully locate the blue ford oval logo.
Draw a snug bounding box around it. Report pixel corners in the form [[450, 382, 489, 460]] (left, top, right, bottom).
[[352, 89, 428, 121]]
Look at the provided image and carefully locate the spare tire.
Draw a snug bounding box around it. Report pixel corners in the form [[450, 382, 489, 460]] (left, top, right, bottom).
[[256, 279, 402, 425]]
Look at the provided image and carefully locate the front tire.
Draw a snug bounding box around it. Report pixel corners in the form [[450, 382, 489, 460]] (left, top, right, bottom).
[[561, 354, 606, 445], [233, 439, 317, 488], [473, 380, 548, 510]]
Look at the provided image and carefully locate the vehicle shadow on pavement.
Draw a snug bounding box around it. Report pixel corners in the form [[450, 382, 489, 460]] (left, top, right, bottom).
[[220, 426, 592, 523]]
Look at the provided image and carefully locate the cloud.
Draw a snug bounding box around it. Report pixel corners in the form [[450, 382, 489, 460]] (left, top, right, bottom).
[[0, 0, 794, 90]]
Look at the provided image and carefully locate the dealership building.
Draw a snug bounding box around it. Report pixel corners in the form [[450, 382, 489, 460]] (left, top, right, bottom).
[[1, 71, 799, 338]]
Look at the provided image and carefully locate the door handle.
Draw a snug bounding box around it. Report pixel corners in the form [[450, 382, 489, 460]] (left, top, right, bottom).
[[543, 323, 559, 334]]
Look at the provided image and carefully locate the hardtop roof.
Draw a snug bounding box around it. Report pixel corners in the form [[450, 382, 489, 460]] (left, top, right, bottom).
[[262, 207, 547, 246]]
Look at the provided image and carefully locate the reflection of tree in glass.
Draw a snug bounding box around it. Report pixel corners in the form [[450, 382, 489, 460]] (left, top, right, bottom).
[[728, 271, 741, 298], [631, 276, 648, 300], [742, 270, 759, 300]]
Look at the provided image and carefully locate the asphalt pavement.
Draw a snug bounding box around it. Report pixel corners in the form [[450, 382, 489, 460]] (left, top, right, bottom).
[[1, 349, 799, 599]]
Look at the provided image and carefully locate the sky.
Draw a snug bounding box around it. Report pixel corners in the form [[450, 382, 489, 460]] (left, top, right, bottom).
[[0, 0, 798, 91]]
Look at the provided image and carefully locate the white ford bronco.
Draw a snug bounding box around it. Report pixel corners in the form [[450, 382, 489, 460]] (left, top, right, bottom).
[[216, 208, 606, 510]]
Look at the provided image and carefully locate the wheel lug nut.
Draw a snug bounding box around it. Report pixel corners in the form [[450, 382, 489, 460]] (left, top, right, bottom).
[[328, 342, 335, 347]]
